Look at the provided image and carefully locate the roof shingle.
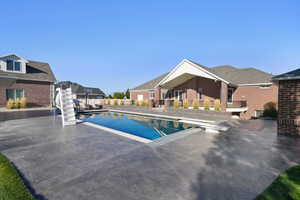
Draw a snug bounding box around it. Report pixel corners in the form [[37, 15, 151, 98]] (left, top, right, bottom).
[[0, 60, 56, 82], [132, 72, 169, 90], [131, 60, 274, 90]]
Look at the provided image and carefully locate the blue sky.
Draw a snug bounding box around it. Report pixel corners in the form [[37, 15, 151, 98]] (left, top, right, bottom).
[[0, 0, 299, 94]]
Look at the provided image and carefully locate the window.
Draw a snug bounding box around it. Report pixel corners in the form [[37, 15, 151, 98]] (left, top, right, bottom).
[[6, 60, 21, 72], [14, 62, 21, 71], [6, 89, 14, 100], [137, 94, 144, 101], [149, 91, 155, 99], [7, 60, 14, 71], [227, 88, 234, 104], [15, 89, 24, 99], [255, 110, 264, 118], [6, 89, 24, 100], [198, 88, 203, 99], [161, 91, 167, 99], [174, 90, 183, 100]]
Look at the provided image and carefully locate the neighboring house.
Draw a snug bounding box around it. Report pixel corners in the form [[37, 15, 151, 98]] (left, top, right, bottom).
[[272, 68, 300, 136], [56, 81, 105, 102], [0, 54, 56, 107], [130, 59, 278, 119]]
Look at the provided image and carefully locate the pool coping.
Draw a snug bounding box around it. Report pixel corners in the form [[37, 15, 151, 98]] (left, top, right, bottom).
[[101, 109, 229, 132], [106, 109, 217, 123], [78, 109, 216, 123]]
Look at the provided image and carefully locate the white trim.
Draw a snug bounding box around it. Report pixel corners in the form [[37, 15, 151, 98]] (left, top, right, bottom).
[[156, 59, 230, 88], [5, 88, 25, 100], [226, 107, 248, 112], [129, 89, 152, 92], [185, 60, 230, 84], [149, 90, 155, 100], [254, 110, 264, 117], [0, 54, 29, 63], [237, 83, 272, 86], [6, 60, 22, 73], [272, 77, 300, 81]]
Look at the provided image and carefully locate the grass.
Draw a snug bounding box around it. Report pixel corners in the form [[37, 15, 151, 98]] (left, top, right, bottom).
[[0, 154, 35, 200], [256, 165, 300, 200]]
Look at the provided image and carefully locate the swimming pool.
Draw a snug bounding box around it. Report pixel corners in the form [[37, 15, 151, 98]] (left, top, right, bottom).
[[80, 112, 197, 140]]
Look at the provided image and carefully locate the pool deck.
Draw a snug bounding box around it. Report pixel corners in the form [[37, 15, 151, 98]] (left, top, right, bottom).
[[1, 114, 300, 200]]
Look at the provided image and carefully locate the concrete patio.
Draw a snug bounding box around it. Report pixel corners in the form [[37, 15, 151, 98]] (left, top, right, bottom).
[[1, 114, 300, 200]]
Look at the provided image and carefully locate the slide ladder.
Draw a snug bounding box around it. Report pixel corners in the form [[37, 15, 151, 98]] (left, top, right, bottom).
[[56, 87, 76, 126]]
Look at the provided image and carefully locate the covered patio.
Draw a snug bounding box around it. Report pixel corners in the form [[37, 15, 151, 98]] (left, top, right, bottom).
[[153, 59, 247, 112]]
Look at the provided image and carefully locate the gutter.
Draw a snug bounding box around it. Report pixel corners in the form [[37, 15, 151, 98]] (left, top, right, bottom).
[[0, 75, 54, 83], [271, 76, 300, 81]]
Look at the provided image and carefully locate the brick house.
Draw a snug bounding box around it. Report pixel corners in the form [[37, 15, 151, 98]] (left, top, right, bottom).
[[130, 59, 278, 119], [0, 54, 56, 107], [272, 69, 300, 136]]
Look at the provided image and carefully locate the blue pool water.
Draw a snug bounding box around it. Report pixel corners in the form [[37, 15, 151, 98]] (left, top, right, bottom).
[[81, 112, 196, 140]]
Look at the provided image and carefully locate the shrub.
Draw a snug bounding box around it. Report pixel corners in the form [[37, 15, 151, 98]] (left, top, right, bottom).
[[192, 99, 199, 109], [131, 100, 135, 105], [141, 100, 148, 107], [14, 98, 21, 109], [120, 100, 124, 105], [183, 99, 189, 109], [6, 99, 15, 109], [214, 99, 221, 111], [204, 99, 210, 111], [174, 100, 180, 108], [263, 101, 278, 119], [19, 98, 27, 108], [113, 99, 118, 106]]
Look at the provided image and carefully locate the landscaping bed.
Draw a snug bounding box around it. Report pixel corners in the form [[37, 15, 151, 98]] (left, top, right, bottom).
[[0, 154, 35, 200], [256, 165, 300, 200]]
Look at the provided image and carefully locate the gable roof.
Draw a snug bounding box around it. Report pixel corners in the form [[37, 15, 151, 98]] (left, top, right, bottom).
[[189, 60, 273, 85], [271, 68, 300, 81], [0, 54, 28, 62], [132, 72, 169, 90], [131, 59, 274, 90], [0, 59, 56, 83], [57, 81, 106, 96]]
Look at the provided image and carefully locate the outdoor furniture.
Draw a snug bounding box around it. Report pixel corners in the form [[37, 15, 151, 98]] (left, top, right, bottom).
[[94, 104, 103, 109]]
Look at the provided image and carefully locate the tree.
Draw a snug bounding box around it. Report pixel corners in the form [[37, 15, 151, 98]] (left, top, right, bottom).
[[113, 92, 125, 99], [125, 89, 130, 99]]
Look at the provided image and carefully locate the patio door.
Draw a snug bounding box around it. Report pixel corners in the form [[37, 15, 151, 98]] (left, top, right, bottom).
[[227, 88, 234, 104], [174, 90, 183, 100]]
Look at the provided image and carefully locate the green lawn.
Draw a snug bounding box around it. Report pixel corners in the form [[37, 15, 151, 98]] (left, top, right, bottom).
[[0, 154, 35, 200], [256, 165, 300, 200]]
